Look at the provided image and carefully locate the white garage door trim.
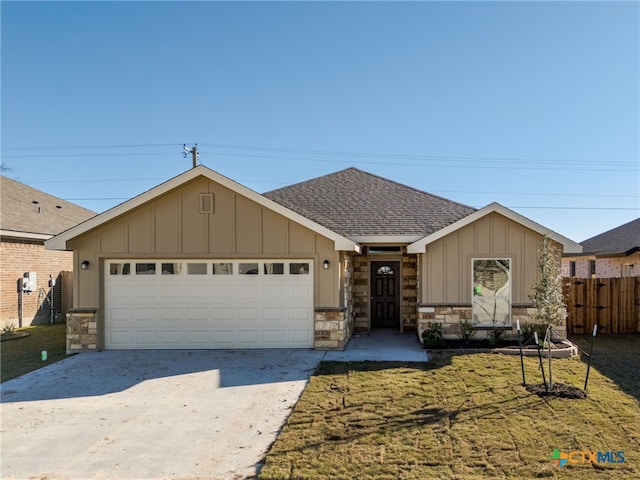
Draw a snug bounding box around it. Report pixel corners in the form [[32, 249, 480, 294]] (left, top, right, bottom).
[[105, 259, 314, 349]]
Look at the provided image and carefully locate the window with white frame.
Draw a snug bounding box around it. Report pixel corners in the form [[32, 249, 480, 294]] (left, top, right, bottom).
[[472, 258, 511, 327]]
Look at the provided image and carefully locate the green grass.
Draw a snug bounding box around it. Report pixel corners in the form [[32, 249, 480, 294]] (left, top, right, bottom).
[[260, 335, 640, 480], [1, 324, 68, 382]]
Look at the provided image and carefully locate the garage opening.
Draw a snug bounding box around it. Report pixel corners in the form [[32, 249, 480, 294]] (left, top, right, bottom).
[[105, 259, 314, 349]]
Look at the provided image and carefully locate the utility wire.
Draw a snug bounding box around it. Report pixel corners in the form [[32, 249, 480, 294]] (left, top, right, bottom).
[[23, 176, 640, 199], [3, 142, 636, 168]]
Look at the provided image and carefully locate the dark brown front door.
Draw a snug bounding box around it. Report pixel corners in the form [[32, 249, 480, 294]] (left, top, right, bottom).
[[370, 261, 400, 329]]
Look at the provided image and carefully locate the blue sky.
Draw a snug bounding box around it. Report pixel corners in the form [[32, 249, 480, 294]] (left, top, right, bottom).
[[2, 1, 638, 243]]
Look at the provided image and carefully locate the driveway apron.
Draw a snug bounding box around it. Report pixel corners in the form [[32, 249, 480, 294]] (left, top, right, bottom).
[[0, 350, 324, 480]]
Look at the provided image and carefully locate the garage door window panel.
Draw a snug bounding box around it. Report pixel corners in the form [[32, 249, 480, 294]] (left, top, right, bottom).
[[136, 263, 156, 275], [162, 263, 182, 275], [290, 263, 310, 275], [212, 263, 233, 275], [264, 263, 284, 275], [239, 263, 259, 275], [110, 263, 131, 275], [187, 263, 207, 275]]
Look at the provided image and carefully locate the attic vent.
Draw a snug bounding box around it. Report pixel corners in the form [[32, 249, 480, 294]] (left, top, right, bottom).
[[199, 193, 214, 214]]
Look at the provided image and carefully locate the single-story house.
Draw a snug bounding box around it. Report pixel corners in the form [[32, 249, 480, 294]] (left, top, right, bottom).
[[1, 176, 96, 327], [46, 166, 581, 352], [562, 217, 640, 278]]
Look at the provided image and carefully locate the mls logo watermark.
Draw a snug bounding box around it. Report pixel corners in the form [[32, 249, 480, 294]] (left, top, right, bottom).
[[549, 448, 625, 468]]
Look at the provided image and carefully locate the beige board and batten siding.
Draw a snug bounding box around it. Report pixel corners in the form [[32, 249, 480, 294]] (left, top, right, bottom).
[[69, 177, 341, 311], [422, 212, 546, 304]]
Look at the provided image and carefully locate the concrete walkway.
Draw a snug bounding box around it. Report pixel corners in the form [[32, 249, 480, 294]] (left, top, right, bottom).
[[323, 330, 428, 362]]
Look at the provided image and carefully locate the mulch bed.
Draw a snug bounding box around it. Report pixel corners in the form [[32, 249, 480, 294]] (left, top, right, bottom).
[[0, 332, 30, 342], [428, 339, 521, 349], [525, 382, 587, 399]]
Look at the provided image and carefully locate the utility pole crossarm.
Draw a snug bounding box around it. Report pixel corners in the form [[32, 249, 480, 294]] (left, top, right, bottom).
[[183, 144, 199, 168]]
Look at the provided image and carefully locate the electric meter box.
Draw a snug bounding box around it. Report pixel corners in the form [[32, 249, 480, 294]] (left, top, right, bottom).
[[22, 272, 37, 293]]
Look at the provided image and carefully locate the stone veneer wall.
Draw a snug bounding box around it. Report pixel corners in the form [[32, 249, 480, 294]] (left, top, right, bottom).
[[416, 304, 567, 341], [352, 255, 369, 331], [351, 249, 418, 332], [343, 254, 355, 336], [401, 252, 418, 331], [66, 308, 98, 353], [314, 308, 348, 350]]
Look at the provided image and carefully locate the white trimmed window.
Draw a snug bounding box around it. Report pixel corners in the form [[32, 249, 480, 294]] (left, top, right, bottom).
[[472, 258, 511, 327]]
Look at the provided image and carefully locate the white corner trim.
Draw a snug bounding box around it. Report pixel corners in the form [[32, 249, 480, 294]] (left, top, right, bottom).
[[407, 202, 583, 254], [45, 166, 359, 252]]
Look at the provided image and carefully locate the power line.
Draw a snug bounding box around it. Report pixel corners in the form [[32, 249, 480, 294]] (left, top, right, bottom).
[[1, 152, 178, 159], [3, 141, 637, 169], [1, 143, 180, 151], [21, 175, 640, 200], [204, 151, 636, 172], [476, 206, 638, 211], [198, 142, 638, 167]]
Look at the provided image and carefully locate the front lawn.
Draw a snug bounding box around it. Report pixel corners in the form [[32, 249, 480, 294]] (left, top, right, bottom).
[[260, 335, 640, 479], [1, 323, 68, 382]]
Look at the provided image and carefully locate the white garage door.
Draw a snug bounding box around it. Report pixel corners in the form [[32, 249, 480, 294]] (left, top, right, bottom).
[[105, 259, 314, 349]]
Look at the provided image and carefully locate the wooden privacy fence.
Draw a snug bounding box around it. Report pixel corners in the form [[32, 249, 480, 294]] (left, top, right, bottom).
[[563, 277, 640, 334]]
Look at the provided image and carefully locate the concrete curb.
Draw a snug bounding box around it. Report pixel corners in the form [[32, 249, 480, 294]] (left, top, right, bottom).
[[493, 339, 579, 358]]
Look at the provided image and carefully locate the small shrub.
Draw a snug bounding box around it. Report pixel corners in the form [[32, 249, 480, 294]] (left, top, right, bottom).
[[488, 326, 506, 346], [422, 322, 444, 347], [2, 323, 16, 336], [521, 322, 548, 345], [458, 318, 477, 343]]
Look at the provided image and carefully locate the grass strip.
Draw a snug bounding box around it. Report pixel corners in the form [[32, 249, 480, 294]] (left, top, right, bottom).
[[1, 324, 68, 383], [261, 343, 639, 480]]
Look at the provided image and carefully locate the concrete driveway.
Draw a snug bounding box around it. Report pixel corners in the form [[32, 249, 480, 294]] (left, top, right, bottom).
[[0, 349, 326, 480]]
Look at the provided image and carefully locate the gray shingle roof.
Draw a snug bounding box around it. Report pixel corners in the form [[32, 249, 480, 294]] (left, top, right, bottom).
[[1, 176, 96, 237], [580, 217, 640, 256], [263, 167, 476, 237]]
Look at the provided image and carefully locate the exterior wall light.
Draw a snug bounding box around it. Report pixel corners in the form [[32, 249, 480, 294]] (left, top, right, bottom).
[[81, 260, 90, 270], [323, 260, 330, 269]]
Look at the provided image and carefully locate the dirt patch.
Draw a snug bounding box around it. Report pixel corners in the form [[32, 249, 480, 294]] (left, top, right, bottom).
[[526, 382, 587, 399]]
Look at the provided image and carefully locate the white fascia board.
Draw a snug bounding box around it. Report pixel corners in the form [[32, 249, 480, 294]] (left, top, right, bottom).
[[1, 230, 53, 241], [348, 235, 423, 244], [407, 202, 583, 254], [45, 166, 360, 253]]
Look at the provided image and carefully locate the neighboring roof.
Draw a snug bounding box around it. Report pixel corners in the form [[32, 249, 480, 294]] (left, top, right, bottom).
[[1, 176, 96, 240], [579, 217, 640, 256], [407, 202, 583, 254], [263, 167, 476, 241], [45, 166, 359, 252]]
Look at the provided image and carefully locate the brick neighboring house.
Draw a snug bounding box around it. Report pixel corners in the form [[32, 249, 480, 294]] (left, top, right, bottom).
[[562, 218, 640, 278], [1, 176, 96, 327]]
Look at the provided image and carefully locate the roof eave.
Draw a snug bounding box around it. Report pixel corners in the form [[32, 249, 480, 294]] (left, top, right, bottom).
[[1, 229, 53, 242], [45, 166, 360, 253], [348, 235, 424, 244], [407, 202, 583, 254]]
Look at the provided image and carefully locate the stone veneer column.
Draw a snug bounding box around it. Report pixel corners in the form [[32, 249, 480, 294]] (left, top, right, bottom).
[[66, 308, 98, 354], [314, 308, 347, 350], [401, 251, 418, 331], [352, 257, 369, 331]]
